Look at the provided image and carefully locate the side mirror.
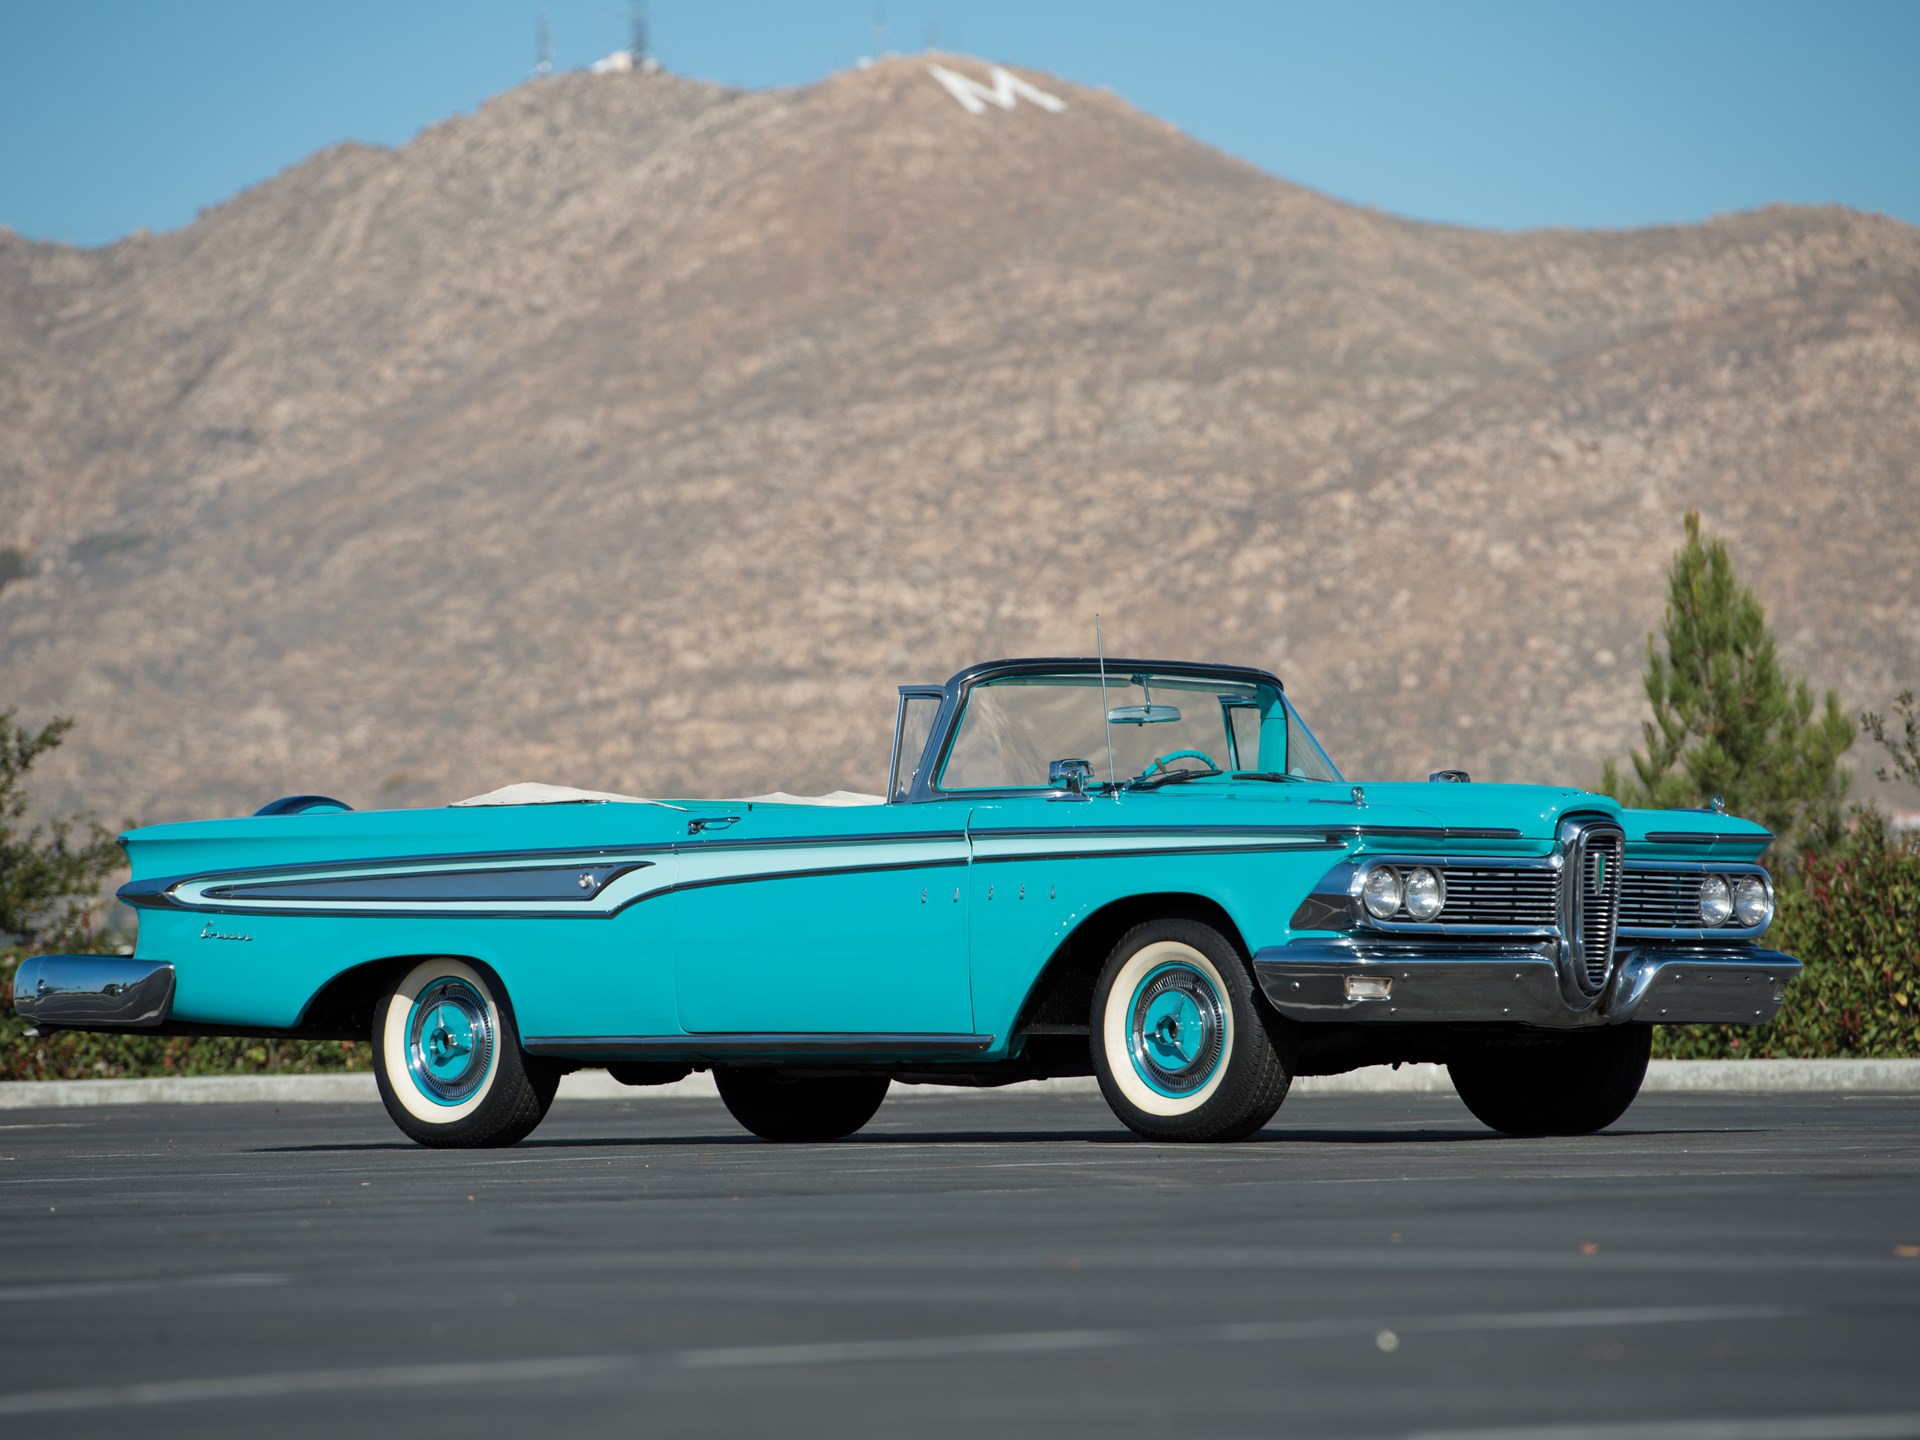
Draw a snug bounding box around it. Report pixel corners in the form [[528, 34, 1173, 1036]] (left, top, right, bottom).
[[1428, 769, 1471, 783], [1049, 758, 1094, 794]]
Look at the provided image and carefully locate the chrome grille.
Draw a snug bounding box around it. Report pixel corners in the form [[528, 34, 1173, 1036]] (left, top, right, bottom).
[[1567, 821, 1625, 994], [1432, 866, 1558, 926], [1620, 869, 1698, 930]]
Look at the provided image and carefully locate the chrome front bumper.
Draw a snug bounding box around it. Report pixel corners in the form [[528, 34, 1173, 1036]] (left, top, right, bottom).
[[1253, 940, 1800, 1030], [10, 955, 176, 1030]]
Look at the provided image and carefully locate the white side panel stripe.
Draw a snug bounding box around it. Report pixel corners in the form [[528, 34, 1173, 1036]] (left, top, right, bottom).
[[167, 833, 1313, 915]]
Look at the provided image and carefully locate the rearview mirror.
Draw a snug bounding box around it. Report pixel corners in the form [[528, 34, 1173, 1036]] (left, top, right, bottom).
[[1107, 704, 1182, 725]]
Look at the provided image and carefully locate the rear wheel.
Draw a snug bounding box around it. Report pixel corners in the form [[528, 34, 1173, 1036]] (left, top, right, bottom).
[[1448, 1026, 1652, 1136], [714, 1069, 889, 1142], [372, 958, 559, 1148], [1090, 918, 1291, 1142]]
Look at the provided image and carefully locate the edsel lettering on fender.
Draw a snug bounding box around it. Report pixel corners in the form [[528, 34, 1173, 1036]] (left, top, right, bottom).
[[14, 657, 1798, 1148]]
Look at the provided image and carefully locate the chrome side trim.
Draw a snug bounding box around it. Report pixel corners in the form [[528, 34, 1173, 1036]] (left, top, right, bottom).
[[971, 828, 1343, 864], [118, 841, 683, 908], [972, 823, 1522, 844], [523, 1033, 998, 1061], [1341, 825, 1524, 841], [201, 861, 652, 904], [11, 955, 175, 1029], [130, 825, 1350, 921], [1253, 940, 1799, 1029], [1643, 830, 1775, 846], [127, 837, 974, 920]]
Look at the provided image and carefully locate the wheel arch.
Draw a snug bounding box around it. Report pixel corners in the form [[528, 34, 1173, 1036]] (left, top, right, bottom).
[[1012, 892, 1255, 1038], [296, 953, 528, 1045]]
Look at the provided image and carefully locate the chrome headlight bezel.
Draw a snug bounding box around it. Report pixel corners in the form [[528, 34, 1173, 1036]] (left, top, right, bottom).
[[1732, 873, 1774, 929], [1402, 866, 1445, 921], [1361, 865, 1404, 920], [1697, 874, 1734, 926]]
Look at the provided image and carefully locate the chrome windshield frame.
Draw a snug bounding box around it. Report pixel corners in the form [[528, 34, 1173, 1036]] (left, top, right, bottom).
[[891, 656, 1316, 804]]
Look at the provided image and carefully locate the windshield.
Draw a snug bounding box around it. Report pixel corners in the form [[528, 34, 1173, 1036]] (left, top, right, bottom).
[[936, 672, 1342, 790]]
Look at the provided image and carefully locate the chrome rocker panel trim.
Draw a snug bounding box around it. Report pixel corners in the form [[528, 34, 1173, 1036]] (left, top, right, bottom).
[[12, 955, 176, 1029], [523, 1032, 999, 1063], [1253, 941, 1800, 1030]]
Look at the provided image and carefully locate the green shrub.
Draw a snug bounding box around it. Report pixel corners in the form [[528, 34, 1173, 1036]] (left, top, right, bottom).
[[1654, 816, 1920, 1059], [1, 950, 370, 1082], [2, 712, 125, 951]]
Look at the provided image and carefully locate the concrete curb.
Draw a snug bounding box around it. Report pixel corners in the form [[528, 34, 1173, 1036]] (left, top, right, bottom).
[[2, 1059, 1916, 1109]]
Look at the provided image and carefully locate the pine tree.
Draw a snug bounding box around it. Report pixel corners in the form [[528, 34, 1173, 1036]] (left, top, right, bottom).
[[1601, 512, 1854, 860]]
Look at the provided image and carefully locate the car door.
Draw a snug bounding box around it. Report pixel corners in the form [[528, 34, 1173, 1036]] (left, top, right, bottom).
[[670, 800, 974, 1035], [964, 795, 1117, 1041]]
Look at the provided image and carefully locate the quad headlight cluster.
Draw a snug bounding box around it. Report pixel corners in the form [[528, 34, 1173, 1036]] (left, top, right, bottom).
[[1359, 864, 1445, 922], [1702, 873, 1773, 929]]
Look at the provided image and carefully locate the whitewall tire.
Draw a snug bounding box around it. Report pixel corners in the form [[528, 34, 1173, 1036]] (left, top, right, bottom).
[[372, 958, 559, 1148], [1091, 919, 1291, 1142]]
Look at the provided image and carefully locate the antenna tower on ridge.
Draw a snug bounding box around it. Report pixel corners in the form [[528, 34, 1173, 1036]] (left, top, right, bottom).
[[535, 14, 553, 76], [631, 0, 649, 65]]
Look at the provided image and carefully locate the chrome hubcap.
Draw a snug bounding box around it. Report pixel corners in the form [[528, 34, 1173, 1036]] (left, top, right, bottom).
[[405, 978, 494, 1105], [1127, 963, 1225, 1096]]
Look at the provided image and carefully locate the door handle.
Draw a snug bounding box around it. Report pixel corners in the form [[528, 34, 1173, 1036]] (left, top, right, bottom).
[[688, 814, 742, 835]]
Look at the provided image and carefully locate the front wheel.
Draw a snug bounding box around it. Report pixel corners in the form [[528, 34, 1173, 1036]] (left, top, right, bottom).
[[1090, 919, 1291, 1142], [372, 958, 560, 1148], [1447, 1026, 1652, 1137], [714, 1069, 890, 1141]]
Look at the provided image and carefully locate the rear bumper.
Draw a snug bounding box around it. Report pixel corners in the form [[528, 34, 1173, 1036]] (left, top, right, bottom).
[[11, 955, 176, 1030], [1253, 940, 1800, 1029]]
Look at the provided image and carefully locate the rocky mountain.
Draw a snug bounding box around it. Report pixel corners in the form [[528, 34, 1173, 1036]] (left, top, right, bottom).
[[2, 56, 1916, 825]]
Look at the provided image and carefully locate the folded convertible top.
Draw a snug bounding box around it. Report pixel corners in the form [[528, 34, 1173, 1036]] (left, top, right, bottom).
[[453, 782, 882, 808]]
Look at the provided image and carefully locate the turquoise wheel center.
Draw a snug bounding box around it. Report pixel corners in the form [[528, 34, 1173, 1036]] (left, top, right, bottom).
[[405, 978, 494, 1106], [423, 1003, 476, 1079], [1144, 992, 1203, 1066], [1127, 961, 1226, 1097]]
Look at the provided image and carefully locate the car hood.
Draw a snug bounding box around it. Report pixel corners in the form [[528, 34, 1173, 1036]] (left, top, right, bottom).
[[1321, 780, 1604, 837], [1105, 780, 1771, 856]]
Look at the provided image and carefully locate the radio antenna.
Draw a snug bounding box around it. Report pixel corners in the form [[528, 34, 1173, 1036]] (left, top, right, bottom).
[[1096, 614, 1117, 791]]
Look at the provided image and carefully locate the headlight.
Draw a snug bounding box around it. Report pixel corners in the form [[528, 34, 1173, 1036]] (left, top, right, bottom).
[[1362, 866, 1403, 920], [1733, 874, 1773, 928], [1403, 867, 1444, 921], [1698, 874, 1733, 926]]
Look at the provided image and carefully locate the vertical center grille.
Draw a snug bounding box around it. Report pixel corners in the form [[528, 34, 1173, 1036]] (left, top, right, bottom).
[[1561, 818, 1625, 998]]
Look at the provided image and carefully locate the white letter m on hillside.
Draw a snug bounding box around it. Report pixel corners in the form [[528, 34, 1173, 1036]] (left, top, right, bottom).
[[928, 64, 1066, 116]]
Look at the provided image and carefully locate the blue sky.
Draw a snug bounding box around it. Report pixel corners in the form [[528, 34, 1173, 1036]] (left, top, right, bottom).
[[4, 1, 1916, 248]]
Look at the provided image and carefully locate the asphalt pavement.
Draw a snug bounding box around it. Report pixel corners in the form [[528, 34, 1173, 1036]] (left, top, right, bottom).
[[3, 1086, 1918, 1439]]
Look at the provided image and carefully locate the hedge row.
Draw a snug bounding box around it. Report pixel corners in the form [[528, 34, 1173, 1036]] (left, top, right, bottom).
[[1653, 818, 1920, 1059], [5, 824, 1915, 1079]]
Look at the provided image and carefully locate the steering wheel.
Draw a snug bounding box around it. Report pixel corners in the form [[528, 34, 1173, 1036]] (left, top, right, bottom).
[[1140, 749, 1221, 779]]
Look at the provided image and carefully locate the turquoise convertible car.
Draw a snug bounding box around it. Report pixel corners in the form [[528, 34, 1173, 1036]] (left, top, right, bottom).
[[14, 657, 1799, 1147]]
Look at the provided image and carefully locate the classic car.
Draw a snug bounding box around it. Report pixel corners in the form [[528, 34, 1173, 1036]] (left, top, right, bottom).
[[13, 657, 1800, 1147]]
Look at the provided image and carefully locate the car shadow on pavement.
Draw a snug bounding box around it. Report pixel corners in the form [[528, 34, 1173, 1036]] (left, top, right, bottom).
[[251, 1134, 763, 1152], [1240, 1124, 1758, 1143], [250, 1124, 1756, 1154]]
